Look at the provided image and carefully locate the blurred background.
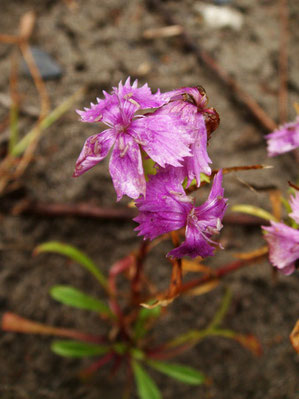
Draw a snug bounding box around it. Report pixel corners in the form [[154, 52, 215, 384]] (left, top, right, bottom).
[[0, 0, 298, 398]]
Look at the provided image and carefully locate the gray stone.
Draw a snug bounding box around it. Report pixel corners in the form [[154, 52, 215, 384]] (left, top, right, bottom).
[[21, 46, 63, 80]]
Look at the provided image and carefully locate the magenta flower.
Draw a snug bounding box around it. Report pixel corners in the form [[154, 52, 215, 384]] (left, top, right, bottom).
[[265, 116, 299, 157], [289, 191, 299, 225], [262, 222, 299, 275], [158, 86, 220, 186], [134, 168, 227, 259], [74, 78, 193, 200]]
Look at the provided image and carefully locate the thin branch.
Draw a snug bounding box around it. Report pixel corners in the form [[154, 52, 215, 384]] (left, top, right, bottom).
[[278, 0, 289, 124], [13, 200, 137, 220], [179, 255, 267, 295], [146, 0, 277, 132]]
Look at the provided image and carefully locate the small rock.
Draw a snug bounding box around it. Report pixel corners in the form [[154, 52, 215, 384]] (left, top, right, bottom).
[[195, 4, 244, 30], [21, 46, 63, 80], [214, 0, 233, 4]]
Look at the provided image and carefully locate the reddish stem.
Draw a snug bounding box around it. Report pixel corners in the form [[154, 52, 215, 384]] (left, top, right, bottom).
[[131, 240, 150, 305], [179, 256, 266, 295], [146, 343, 192, 360], [80, 353, 114, 378]]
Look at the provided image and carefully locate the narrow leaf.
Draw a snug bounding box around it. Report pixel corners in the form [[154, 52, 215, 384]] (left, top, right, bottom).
[[1, 312, 103, 343], [182, 259, 211, 275], [208, 288, 232, 329], [134, 305, 161, 339], [147, 360, 205, 385], [50, 285, 112, 317], [231, 204, 277, 222], [234, 245, 268, 260], [185, 280, 219, 296], [132, 360, 162, 399], [34, 241, 107, 289], [51, 340, 109, 358]]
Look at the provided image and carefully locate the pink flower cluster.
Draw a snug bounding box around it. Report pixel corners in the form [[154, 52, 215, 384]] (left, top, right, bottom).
[[265, 116, 299, 157], [74, 78, 226, 259], [262, 192, 299, 275]]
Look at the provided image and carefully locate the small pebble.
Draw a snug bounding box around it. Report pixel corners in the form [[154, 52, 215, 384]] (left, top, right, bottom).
[[213, 0, 233, 5], [21, 46, 63, 80]]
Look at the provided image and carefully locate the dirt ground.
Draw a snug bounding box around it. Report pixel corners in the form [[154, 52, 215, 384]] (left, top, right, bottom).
[[0, 0, 299, 398]]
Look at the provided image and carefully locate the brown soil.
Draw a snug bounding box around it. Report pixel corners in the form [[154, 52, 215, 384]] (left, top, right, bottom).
[[0, 0, 298, 398]]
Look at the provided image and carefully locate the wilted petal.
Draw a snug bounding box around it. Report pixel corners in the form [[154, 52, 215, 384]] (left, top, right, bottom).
[[73, 129, 115, 177], [185, 114, 212, 186], [266, 117, 299, 157], [130, 114, 193, 168], [109, 134, 145, 201], [157, 87, 215, 186], [160, 86, 208, 110], [262, 221, 299, 275]]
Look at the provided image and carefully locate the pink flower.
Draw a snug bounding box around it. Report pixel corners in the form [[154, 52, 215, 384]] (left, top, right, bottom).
[[74, 78, 193, 200], [265, 116, 299, 157], [134, 168, 227, 259], [158, 86, 220, 186], [262, 222, 299, 275], [289, 191, 299, 225]]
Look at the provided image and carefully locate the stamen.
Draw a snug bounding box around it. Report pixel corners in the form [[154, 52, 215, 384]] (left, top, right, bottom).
[[120, 144, 129, 158], [118, 136, 125, 151], [89, 135, 97, 144], [94, 115, 103, 122], [93, 140, 101, 155], [129, 98, 140, 109], [134, 138, 147, 146], [124, 92, 133, 99], [169, 191, 193, 203]]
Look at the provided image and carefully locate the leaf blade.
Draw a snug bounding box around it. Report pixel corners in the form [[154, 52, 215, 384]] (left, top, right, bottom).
[[231, 204, 278, 222], [132, 360, 162, 399], [34, 241, 107, 289], [50, 285, 112, 317], [147, 360, 205, 385], [51, 340, 109, 358]]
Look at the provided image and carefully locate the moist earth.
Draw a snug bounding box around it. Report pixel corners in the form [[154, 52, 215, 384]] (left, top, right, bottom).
[[0, 0, 299, 398]]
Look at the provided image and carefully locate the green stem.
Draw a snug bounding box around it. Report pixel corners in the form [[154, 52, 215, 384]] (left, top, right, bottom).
[[167, 327, 236, 349], [207, 288, 232, 330], [11, 87, 85, 157], [9, 103, 19, 154]]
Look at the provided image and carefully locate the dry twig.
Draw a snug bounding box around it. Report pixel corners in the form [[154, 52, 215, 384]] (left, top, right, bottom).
[[278, 0, 289, 124], [146, 0, 277, 132]]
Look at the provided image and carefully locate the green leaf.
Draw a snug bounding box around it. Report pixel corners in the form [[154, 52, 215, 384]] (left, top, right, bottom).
[[34, 241, 107, 289], [50, 285, 112, 317], [134, 305, 161, 339], [231, 204, 277, 222], [147, 360, 205, 385], [200, 173, 210, 184], [132, 360, 162, 399], [51, 340, 109, 358]]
